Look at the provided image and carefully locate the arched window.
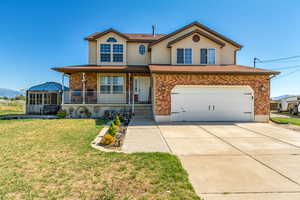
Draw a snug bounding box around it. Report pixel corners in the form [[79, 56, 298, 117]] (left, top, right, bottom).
[[139, 44, 146, 55], [106, 37, 117, 42]]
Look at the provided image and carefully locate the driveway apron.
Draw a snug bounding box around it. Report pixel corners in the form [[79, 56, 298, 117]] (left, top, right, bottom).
[[158, 122, 300, 200]]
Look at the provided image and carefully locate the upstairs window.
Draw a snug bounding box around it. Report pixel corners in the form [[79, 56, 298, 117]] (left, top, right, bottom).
[[200, 48, 216, 64], [113, 44, 123, 62], [100, 44, 124, 62], [139, 45, 146, 55], [106, 37, 117, 42], [177, 48, 192, 64], [100, 44, 111, 62]]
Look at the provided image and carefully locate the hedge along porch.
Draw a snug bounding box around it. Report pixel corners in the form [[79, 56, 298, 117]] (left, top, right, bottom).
[[55, 65, 152, 118]]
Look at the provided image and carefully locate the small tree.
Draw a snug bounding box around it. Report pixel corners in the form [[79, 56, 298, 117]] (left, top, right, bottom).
[[115, 115, 121, 127], [108, 121, 118, 136]]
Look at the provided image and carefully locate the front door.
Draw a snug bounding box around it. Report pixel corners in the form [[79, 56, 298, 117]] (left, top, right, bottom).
[[134, 77, 150, 103]]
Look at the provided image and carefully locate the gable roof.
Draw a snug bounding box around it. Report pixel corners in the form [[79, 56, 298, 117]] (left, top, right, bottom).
[[167, 29, 226, 48], [84, 28, 130, 40], [84, 22, 242, 47], [149, 21, 243, 48], [84, 29, 165, 42]]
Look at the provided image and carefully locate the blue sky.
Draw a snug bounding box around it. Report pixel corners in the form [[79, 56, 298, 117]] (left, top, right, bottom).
[[0, 0, 299, 97]]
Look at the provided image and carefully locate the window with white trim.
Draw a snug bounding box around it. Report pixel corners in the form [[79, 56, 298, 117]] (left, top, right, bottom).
[[176, 48, 192, 64], [113, 44, 123, 62], [139, 45, 146, 55], [100, 43, 124, 62], [100, 76, 124, 94], [100, 44, 111, 62], [200, 48, 216, 64]]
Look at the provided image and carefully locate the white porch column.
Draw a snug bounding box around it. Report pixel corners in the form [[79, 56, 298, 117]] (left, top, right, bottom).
[[82, 72, 86, 104], [132, 76, 135, 114], [128, 73, 131, 105]]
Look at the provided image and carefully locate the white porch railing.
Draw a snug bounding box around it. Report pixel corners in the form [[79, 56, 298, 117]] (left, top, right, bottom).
[[63, 91, 128, 104]]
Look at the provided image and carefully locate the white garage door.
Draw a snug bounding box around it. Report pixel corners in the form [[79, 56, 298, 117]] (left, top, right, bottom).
[[171, 86, 254, 122]]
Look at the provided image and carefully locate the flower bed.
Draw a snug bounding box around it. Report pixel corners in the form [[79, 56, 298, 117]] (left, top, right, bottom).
[[95, 113, 131, 150]]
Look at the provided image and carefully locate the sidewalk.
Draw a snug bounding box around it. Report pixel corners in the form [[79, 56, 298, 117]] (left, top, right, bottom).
[[122, 118, 171, 153]]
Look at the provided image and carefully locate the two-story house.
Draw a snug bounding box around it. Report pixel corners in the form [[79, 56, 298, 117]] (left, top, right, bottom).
[[53, 21, 279, 122]]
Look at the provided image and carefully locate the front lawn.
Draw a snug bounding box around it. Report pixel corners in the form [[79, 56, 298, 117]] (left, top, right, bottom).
[[0, 100, 24, 115], [0, 119, 199, 199], [271, 117, 300, 126]]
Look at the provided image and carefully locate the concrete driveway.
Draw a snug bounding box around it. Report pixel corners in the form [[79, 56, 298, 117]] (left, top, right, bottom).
[[158, 122, 300, 200]]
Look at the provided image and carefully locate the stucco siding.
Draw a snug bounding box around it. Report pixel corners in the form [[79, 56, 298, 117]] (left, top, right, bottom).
[[170, 34, 221, 65], [96, 32, 127, 65], [151, 25, 239, 65], [88, 41, 97, 64], [127, 42, 150, 65]]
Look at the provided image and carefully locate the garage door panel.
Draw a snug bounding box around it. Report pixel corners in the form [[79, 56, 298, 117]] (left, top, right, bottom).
[[171, 86, 253, 122]]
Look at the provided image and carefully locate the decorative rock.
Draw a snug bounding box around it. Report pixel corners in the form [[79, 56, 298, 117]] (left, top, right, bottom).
[[115, 133, 122, 140]]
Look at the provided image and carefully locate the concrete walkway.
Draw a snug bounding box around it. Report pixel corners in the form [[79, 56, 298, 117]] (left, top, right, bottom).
[[122, 118, 170, 153]]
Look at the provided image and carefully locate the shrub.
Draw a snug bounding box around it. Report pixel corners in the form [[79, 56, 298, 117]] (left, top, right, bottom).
[[57, 110, 67, 118], [115, 115, 121, 127], [100, 134, 116, 145], [107, 121, 118, 136]]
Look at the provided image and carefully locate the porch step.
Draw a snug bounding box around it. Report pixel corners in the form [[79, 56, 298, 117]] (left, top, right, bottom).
[[133, 105, 153, 119]]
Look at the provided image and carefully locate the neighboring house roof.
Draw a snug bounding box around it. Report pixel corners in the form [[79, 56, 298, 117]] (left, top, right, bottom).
[[52, 65, 149, 73], [167, 29, 226, 48], [28, 82, 69, 91], [148, 65, 279, 75], [149, 21, 243, 48]]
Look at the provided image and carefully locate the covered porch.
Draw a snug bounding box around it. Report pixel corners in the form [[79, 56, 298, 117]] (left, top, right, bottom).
[[54, 65, 153, 106]]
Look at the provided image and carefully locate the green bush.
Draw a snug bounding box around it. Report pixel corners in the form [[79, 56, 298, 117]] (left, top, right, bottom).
[[57, 110, 67, 118], [108, 121, 118, 136], [100, 134, 116, 145], [115, 115, 121, 127]]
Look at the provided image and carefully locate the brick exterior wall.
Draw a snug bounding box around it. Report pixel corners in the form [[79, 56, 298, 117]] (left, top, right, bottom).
[[154, 73, 270, 116], [69, 72, 98, 91], [69, 72, 150, 92], [69, 72, 151, 103]]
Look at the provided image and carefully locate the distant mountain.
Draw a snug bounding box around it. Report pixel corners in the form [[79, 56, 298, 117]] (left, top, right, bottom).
[[271, 95, 299, 101], [0, 88, 24, 98]]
